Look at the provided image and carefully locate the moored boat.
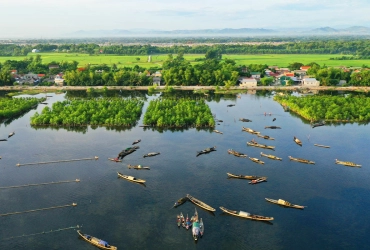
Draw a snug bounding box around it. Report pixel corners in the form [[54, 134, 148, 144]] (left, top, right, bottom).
[[199, 218, 204, 237], [177, 214, 181, 227], [265, 126, 281, 129], [213, 130, 223, 134], [127, 164, 150, 170], [335, 159, 361, 167], [247, 141, 275, 150], [196, 146, 216, 157], [132, 139, 141, 145], [293, 136, 302, 146], [260, 152, 282, 161], [227, 173, 265, 180], [8, 131, 15, 138], [118, 146, 139, 159], [288, 156, 315, 164], [257, 134, 275, 140], [249, 157, 265, 164], [219, 206, 273, 221], [314, 144, 330, 148], [227, 149, 247, 158], [117, 172, 146, 183], [174, 197, 188, 207], [186, 194, 216, 212], [248, 177, 267, 184], [143, 152, 160, 158], [108, 158, 122, 162], [192, 210, 200, 241], [77, 230, 117, 250], [239, 118, 252, 122], [311, 121, 325, 128], [180, 212, 185, 228], [265, 198, 305, 209], [242, 127, 260, 134]]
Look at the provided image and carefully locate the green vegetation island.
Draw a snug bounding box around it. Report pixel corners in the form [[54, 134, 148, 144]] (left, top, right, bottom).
[[0, 97, 45, 120]]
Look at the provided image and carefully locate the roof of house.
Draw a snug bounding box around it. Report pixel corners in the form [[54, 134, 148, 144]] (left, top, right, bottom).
[[250, 72, 261, 75], [300, 66, 311, 70], [303, 78, 318, 81], [37, 74, 45, 77], [285, 72, 295, 77]]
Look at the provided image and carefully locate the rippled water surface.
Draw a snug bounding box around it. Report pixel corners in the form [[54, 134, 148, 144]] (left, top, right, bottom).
[[0, 91, 369, 250]]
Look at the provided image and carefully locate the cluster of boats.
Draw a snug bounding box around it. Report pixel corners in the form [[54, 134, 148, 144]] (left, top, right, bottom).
[[176, 209, 204, 241]]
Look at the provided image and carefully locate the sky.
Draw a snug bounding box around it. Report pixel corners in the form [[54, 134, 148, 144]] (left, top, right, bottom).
[[1, 0, 370, 38]]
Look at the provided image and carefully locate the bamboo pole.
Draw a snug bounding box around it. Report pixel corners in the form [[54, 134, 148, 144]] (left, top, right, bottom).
[[17, 156, 98, 167], [2, 225, 81, 240], [0, 203, 77, 217], [0, 179, 80, 190]]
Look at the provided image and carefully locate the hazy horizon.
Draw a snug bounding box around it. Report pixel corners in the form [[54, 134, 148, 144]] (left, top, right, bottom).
[[1, 0, 370, 38]]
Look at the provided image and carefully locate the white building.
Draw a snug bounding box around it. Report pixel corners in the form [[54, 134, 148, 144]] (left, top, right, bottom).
[[54, 75, 64, 86], [239, 78, 257, 87], [302, 78, 320, 86], [32, 49, 40, 53]]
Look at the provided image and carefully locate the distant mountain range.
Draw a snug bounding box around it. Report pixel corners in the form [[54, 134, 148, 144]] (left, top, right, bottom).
[[68, 26, 370, 37]]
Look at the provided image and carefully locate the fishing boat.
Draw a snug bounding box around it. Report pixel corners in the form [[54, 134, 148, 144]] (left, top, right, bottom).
[[227, 104, 235, 107], [242, 127, 260, 134], [177, 214, 181, 227], [132, 139, 141, 145], [143, 152, 160, 158], [260, 152, 282, 161], [246, 141, 275, 150], [8, 131, 15, 138], [335, 159, 361, 168], [0, 139, 7, 142], [117, 172, 146, 183], [293, 136, 302, 146], [227, 173, 265, 180], [248, 177, 267, 184], [249, 157, 265, 164], [192, 208, 200, 241], [77, 230, 117, 250], [199, 218, 204, 237], [118, 146, 139, 159], [265, 198, 305, 209], [186, 214, 190, 230], [219, 206, 273, 221], [108, 158, 122, 162], [265, 126, 281, 129], [127, 164, 150, 170], [174, 197, 188, 207], [227, 149, 247, 158], [180, 212, 185, 228], [288, 156, 315, 164], [239, 118, 252, 122], [213, 130, 223, 134], [311, 121, 325, 128], [314, 144, 330, 148], [196, 146, 216, 157], [257, 134, 275, 140], [186, 194, 216, 212]]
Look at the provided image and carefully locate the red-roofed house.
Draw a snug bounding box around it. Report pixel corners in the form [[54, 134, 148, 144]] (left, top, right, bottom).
[[10, 70, 17, 74], [37, 74, 46, 77], [284, 72, 295, 77], [300, 66, 311, 71]]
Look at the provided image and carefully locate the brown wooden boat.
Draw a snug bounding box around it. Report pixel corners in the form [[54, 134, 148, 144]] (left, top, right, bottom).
[[213, 130, 223, 134], [227, 172, 265, 180], [227, 149, 247, 158], [127, 164, 150, 170], [186, 194, 216, 212], [242, 127, 260, 134], [219, 206, 273, 221], [108, 158, 122, 162], [117, 172, 146, 183], [293, 136, 302, 146], [260, 152, 282, 161], [249, 157, 265, 164], [335, 159, 361, 168], [247, 141, 275, 150], [265, 198, 305, 209], [257, 134, 275, 140], [248, 177, 267, 184], [77, 230, 117, 250], [288, 156, 315, 164]]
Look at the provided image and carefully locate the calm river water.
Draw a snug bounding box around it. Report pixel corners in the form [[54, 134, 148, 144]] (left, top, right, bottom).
[[0, 90, 369, 250]]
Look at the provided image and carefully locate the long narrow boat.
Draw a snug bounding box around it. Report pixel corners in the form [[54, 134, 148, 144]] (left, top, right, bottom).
[[293, 136, 302, 146], [196, 146, 216, 157], [242, 127, 260, 134], [249, 177, 267, 184], [213, 130, 223, 134], [311, 121, 325, 128], [239, 118, 252, 122], [219, 206, 273, 221], [199, 218, 204, 237], [227, 149, 247, 158], [249, 157, 265, 164], [227, 173, 265, 180], [117, 172, 146, 183], [257, 134, 275, 140], [186, 194, 216, 212], [77, 230, 117, 250], [173, 197, 188, 208], [314, 144, 330, 148], [265, 198, 305, 209], [192, 208, 200, 241], [335, 159, 361, 168], [127, 164, 150, 170], [108, 158, 122, 162], [265, 126, 281, 129], [247, 142, 275, 150], [260, 152, 282, 161], [288, 156, 315, 164]]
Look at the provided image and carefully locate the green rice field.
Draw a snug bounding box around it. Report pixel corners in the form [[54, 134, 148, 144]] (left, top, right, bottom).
[[0, 53, 369, 68]]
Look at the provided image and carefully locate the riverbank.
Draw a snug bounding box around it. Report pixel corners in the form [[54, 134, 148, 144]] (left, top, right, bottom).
[[1, 85, 370, 92]]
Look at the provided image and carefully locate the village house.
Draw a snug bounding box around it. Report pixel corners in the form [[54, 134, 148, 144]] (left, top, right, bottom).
[[49, 64, 59, 70], [153, 77, 162, 86], [250, 72, 261, 79], [302, 78, 320, 86], [300, 66, 311, 71], [294, 70, 308, 77], [239, 77, 257, 87], [54, 75, 64, 86]]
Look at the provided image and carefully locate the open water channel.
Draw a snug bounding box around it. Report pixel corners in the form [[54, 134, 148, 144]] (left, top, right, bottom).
[[0, 90, 369, 250]]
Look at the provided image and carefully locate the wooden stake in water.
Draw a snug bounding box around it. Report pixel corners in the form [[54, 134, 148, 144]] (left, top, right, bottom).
[[16, 156, 99, 166], [0, 203, 77, 217], [0, 179, 80, 190]]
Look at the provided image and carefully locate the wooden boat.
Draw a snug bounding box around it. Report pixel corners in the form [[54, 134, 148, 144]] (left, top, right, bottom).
[[311, 121, 325, 128], [0, 139, 7, 141], [265, 126, 281, 129], [196, 146, 216, 157], [242, 127, 260, 134], [180, 212, 185, 228], [192, 208, 200, 241], [293, 136, 302, 146], [143, 152, 160, 158], [108, 158, 122, 162], [288, 156, 315, 164], [219, 206, 273, 221], [199, 218, 204, 237], [335, 159, 361, 168], [117, 172, 146, 183], [77, 230, 117, 250], [227, 149, 247, 158], [174, 197, 188, 207], [127, 164, 150, 170], [249, 157, 264, 164], [8, 131, 15, 138], [177, 214, 181, 227], [265, 198, 305, 209], [213, 130, 223, 134], [249, 177, 267, 184], [239, 118, 252, 122], [246, 141, 275, 150], [227, 173, 265, 180], [227, 104, 235, 107], [186, 194, 216, 212], [132, 139, 141, 145], [118, 146, 139, 159], [257, 134, 275, 140], [314, 144, 330, 148], [186, 214, 190, 230], [260, 152, 282, 161]]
